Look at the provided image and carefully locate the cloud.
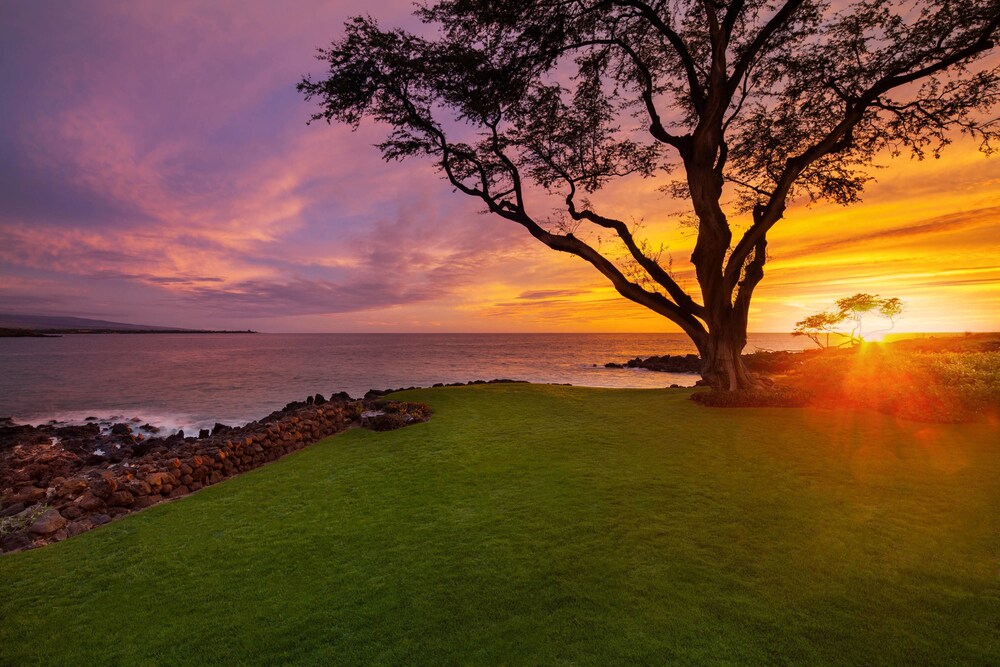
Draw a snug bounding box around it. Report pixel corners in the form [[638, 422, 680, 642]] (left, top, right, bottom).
[[518, 289, 593, 300]]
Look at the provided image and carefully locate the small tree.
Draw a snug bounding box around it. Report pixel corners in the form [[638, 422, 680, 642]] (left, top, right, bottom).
[[792, 311, 847, 348], [794, 294, 903, 347], [299, 1, 1000, 391], [836, 294, 903, 345]]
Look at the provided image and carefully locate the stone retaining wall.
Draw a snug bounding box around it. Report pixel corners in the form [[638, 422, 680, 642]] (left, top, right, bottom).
[[0, 398, 429, 553]]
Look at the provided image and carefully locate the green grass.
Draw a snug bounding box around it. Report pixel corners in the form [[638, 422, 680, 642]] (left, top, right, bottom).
[[1, 385, 998, 665]]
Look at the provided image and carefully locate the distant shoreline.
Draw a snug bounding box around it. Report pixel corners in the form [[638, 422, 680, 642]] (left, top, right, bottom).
[[0, 328, 256, 337]]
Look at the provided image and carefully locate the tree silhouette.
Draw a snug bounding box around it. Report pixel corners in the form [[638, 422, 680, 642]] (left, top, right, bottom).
[[299, 0, 1000, 390], [793, 293, 904, 347]]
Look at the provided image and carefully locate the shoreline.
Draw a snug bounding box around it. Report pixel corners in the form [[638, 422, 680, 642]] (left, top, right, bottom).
[[0, 391, 436, 554]]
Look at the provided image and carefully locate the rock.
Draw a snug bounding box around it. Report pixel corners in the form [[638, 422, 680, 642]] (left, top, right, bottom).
[[198, 429, 210, 439], [0, 502, 26, 517], [133, 495, 160, 510], [313, 393, 327, 405], [87, 474, 118, 499], [168, 485, 190, 498], [13, 486, 46, 504], [1, 531, 32, 552], [28, 509, 67, 535], [144, 472, 174, 488], [107, 490, 135, 507], [75, 491, 105, 511], [123, 479, 151, 496], [110, 423, 132, 437], [66, 519, 93, 537], [60, 505, 83, 520], [57, 477, 89, 498], [90, 514, 111, 526]]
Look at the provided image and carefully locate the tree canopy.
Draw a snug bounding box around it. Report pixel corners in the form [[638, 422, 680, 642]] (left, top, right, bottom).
[[793, 293, 904, 346], [300, 0, 1000, 390]]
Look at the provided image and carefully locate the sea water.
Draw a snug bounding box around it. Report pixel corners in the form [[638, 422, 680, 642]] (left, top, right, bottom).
[[0, 333, 811, 433]]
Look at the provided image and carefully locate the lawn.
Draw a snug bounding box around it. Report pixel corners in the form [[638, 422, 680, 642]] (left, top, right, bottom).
[[1, 385, 998, 665]]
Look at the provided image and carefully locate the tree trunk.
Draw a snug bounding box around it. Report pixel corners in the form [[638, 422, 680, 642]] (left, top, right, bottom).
[[700, 326, 756, 391]]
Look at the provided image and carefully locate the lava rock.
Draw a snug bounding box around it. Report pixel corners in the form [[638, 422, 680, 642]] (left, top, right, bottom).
[[28, 509, 67, 535]]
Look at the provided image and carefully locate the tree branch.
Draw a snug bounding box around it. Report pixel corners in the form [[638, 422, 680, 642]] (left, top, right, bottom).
[[609, 0, 706, 113]]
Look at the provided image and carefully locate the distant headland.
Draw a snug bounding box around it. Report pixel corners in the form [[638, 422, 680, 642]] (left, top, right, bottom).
[[0, 314, 255, 337]]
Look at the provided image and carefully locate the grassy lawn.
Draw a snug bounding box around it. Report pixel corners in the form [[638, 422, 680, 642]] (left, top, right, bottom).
[[1, 384, 998, 665]]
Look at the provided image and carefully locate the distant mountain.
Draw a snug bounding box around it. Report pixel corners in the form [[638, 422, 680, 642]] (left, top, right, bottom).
[[0, 314, 188, 331]]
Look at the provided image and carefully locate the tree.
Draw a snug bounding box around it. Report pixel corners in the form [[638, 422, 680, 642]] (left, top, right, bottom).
[[299, 0, 1000, 391], [792, 311, 847, 348], [793, 293, 904, 347], [835, 293, 903, 345]]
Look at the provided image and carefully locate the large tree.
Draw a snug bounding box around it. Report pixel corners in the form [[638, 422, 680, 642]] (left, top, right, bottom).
[[299, 0, 1000, 390]]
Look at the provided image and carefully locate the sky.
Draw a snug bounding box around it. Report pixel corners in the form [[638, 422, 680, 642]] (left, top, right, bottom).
[[1, 0, 998, 333]]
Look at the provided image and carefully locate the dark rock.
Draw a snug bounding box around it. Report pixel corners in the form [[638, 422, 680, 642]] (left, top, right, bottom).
[[75, 491, 105, 511], [168, 485, 190, 498], [313, 393, 326, 405], [66, 519, 93, 537], [56, 424, 100, 440], [198, 429, 210, 439], [90, 514, 111, 526], [57, 477, 88, 498], [13, 486, 46, 504], [87, 474, 117, 499], [123, 479, 151, 496], [133, 495, 160, 509], [110, 423, 132, 437], [1, 531, 32, 552], [211, 423, 231, 436], [60, 505, 83, 520], [107, 490, 135, 507], [28, 509, 67, 535], [0, 502, 26, 517]]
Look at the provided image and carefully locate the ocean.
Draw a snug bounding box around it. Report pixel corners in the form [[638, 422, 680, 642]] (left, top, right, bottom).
[[0, 333, 811, 433]]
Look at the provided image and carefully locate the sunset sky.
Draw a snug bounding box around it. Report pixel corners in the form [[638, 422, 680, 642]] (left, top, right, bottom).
[[1, 1, 998, 333]]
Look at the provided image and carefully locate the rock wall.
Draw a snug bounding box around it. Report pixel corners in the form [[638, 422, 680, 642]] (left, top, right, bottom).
[[0, 397, 429, 553]]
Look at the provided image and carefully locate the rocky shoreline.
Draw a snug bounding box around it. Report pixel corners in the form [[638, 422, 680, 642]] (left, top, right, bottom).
[[0, 378, 537, 554], [0, 395, 428, 554], [604, 353, 702, 373], [603, 350, 808, 376]]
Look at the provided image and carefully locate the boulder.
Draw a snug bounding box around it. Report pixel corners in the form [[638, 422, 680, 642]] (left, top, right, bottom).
[[0, 502, 26, 518], [28, 509, 67, 535], [0, 531, 32, 552], [90, 514, 112, 526], [87, 474, 118, 499], [133, 495, 161, 510], [57, 477, 89, 498], [107, 490, 135, 508], [110, 423, 132, 437], [13, 486, 46, 504], [123, 479, 151, 496], [144, 472, 174, 488], [75, 491, 105, 511], [66, 519, 94, 537]]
